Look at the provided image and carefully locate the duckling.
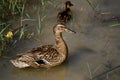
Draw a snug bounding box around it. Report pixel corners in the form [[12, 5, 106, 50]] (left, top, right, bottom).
[[10, 24, 76, 68], [57, 1, 73, 24]]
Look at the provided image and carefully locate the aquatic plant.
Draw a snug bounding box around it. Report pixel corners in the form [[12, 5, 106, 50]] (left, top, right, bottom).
[[0, 0, 26, 55], [0, 0, 52, 55], [86, 62, 93, 80], [41, 0, 47, 6], [86, 0, 100, 13], [0, 0, 26, 21], [0, 24, 28, 55], [109, 23, 120, 27], [0, 24, 9, 55], [37, 7, 46, 34]]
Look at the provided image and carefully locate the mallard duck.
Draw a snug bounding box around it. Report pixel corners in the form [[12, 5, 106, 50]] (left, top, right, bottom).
[[10, 24, 76, 68], [57, 1, 73, 24]]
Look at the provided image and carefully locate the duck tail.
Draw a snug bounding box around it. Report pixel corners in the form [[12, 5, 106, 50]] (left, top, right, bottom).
[[10, 59, 30, 68]]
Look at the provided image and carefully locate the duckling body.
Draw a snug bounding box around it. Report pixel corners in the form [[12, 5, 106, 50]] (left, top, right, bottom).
[[10, 24, 75, 68], [57, 1, 73, 24]]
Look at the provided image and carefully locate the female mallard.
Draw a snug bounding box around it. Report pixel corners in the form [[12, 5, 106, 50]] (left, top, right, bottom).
[[10, 24, 76, 68], [57, 1, 73, 24]]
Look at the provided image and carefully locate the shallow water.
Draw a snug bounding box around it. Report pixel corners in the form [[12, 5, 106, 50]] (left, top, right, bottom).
[[0, 0, 120, 80]]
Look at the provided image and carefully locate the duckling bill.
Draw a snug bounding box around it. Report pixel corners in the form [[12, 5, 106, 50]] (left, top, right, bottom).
[[10, 24, 75, 68], [57, 1, 73, 24]]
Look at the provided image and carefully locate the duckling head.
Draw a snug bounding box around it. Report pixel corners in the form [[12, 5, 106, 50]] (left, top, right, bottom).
[[54, 24, 76, 34], [65, 1, 73, 8]]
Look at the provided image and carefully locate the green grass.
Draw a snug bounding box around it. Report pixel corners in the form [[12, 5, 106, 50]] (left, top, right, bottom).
[[109, 23, 120, 27], [41, 0, 47, 6], [86, 0, 100, 13], [0, 0, 26, 55], [0, 0, 25, 21], [0, 24, 9, 55], [0, 0, 51, 55], [37, 9, 46, 34]]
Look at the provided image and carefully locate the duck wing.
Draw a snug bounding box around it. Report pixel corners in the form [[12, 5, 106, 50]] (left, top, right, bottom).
[[11, 45, 61, 68], [17, 45, 53, 56], [33, 45, 61, 66]]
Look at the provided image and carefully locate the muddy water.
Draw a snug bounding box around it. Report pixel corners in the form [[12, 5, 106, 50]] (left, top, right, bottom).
[[0, 0, 120, 80]]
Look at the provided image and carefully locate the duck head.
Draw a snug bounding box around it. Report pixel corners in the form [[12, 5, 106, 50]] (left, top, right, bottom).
[[54, 24, 76, 34], [65, 1, 73, 8]]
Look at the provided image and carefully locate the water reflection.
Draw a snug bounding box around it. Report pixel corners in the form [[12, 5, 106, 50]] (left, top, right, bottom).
[[12, 61, 68, 80]]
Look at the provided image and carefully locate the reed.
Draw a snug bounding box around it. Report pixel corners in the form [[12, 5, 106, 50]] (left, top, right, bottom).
[[0, 0, 26, 55], [0, 24, 9, 55], [37, 8, 46, 34], [86, 63, 93, 80], [109, 23, 120, 27], [0, 0, 26, 21], [0, 0, 51, 55], [86, 0, 100, 13], [41, 0, 47, 6]]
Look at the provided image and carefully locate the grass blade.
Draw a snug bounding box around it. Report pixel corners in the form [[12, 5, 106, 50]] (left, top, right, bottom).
[[22, 19, 36, 21], [37, 9, 42, 34], [19, 28, 24, 40], [109, 23, 120, 27], [0, 24, 9, 34], [87, 62, 93, 80]]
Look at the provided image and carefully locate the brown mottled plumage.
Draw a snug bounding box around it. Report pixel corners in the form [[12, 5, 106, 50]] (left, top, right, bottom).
[[10, 24, 76, 68], [57, 1, 73, 24]]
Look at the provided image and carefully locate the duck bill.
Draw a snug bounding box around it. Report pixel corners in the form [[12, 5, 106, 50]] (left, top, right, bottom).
[[67, 28, 76, 33]]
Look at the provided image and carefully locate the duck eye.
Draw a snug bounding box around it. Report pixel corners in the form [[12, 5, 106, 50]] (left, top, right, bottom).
[[57, 27, 61, 30]]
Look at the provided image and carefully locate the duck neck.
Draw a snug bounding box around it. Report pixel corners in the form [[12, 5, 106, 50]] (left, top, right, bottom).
[[65, 5, 70, 10], [55, 32, 68, 58]]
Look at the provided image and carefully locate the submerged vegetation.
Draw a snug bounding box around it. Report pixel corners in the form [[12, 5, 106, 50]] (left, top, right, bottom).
[[0, 0, 50, 55], [86, 0, 100, 13], [86, 0, 120, 27]]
